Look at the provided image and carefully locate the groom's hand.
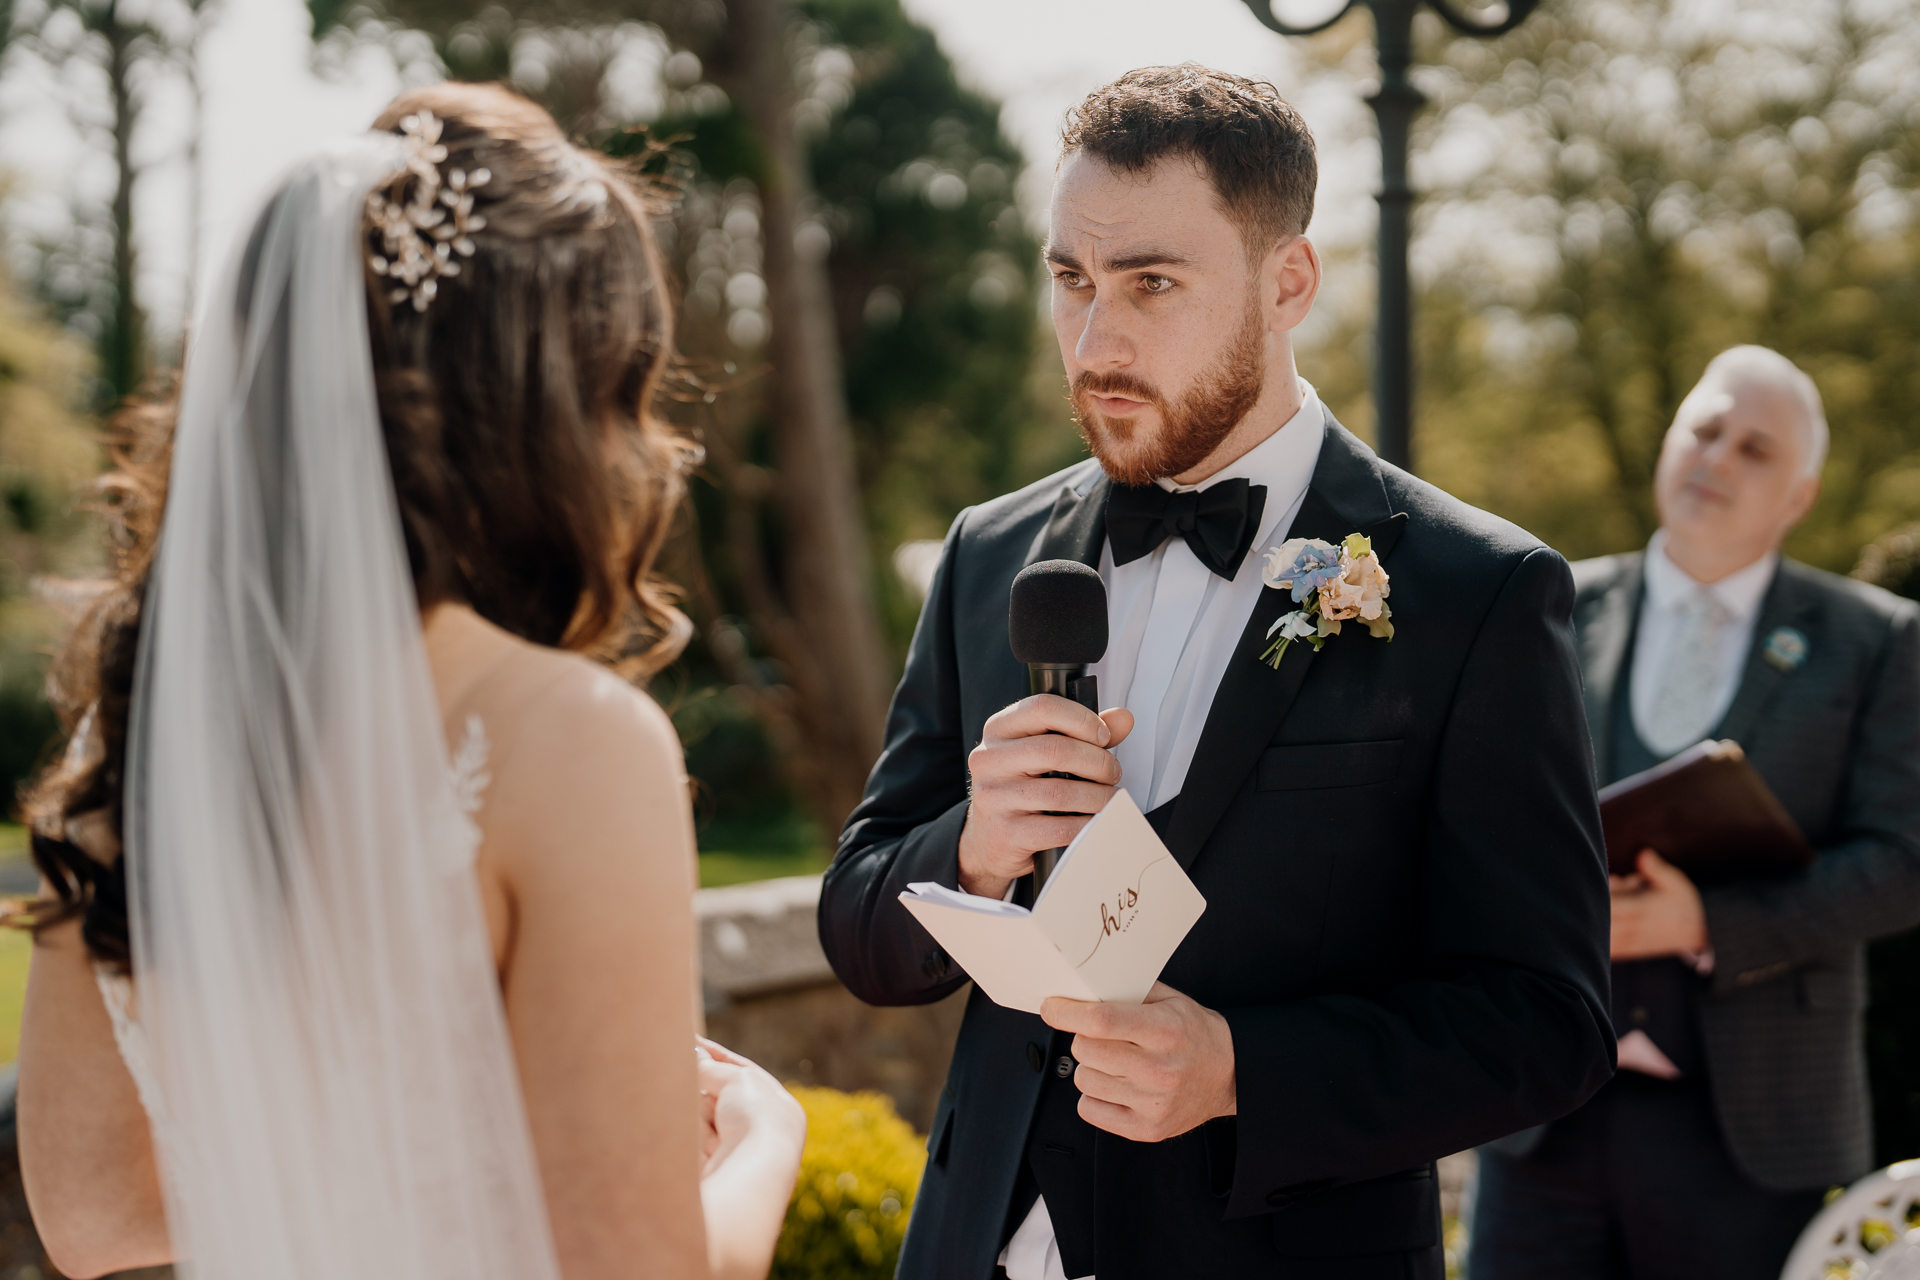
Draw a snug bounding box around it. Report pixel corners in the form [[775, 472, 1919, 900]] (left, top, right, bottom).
[[1041, 982, 1236, 1144], [957, 698, 1134, 900]]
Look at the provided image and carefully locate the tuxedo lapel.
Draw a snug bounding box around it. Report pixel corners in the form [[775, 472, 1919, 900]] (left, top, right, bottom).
[[1030, 468, 1111, 568], [1716, 563, 1821, 747], [1579, 556, 1642, 786], [1164, 414, 1406, 869]]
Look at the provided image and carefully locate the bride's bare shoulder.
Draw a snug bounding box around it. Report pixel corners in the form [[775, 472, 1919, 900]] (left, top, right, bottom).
[[445, 620, 690, 880], [491, 647, 682, 795], [427, 603, 677, 774]]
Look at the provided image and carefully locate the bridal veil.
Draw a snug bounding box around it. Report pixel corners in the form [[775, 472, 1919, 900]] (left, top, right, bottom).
[[122, 136, 563, 1278]]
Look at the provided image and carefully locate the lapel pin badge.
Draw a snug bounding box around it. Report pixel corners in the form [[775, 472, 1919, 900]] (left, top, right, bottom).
[[1762, 625, 1808, 673]]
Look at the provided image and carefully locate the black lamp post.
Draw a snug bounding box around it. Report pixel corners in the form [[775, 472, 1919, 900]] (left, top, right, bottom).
[[1239, 0, 1539, 472]]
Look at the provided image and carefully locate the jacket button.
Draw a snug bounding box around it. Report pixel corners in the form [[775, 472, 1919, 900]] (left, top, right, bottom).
[[1056, 1055, 1074, 1078], [1026, 1042, 1044, 1072], [1631, 1006, 1649, 1024]]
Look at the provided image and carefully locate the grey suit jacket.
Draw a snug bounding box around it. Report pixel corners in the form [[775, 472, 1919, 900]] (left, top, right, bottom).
[[1569, 550, 1920, 1190]]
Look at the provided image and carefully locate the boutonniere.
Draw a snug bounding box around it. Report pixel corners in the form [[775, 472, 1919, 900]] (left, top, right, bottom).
[[1257, 533, 1394, 669]]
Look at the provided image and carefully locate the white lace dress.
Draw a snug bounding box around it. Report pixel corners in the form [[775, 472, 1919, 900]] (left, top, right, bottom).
[[94, 715, 493, 1152]]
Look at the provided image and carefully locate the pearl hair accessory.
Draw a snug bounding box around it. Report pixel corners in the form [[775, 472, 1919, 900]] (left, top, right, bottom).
[[366, 110, 490, 313]]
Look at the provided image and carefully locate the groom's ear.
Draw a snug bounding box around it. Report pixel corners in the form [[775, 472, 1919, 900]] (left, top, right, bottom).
[[1262, 235, 1321, 335]]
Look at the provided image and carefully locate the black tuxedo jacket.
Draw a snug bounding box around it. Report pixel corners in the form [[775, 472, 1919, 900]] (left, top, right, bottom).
[[817, 412, 1616, 1279]]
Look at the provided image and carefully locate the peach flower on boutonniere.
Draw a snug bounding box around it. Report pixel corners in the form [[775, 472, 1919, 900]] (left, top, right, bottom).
[[1257, 532, 1394, 669]]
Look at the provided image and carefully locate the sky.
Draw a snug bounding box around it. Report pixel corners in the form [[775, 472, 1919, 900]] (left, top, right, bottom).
[[0, 0, 1388, 345]]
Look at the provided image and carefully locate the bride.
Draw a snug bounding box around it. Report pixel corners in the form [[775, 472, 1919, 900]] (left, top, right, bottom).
[[12, 83, 805, 1279]]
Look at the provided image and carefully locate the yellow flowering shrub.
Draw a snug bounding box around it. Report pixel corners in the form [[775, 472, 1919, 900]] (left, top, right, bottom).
[[773, 1086, 927, 1280]]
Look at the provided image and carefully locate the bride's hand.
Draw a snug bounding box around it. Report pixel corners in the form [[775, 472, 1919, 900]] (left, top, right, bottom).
[[695, 1038, 806, 1180], [696, 1048, 725, 1166]]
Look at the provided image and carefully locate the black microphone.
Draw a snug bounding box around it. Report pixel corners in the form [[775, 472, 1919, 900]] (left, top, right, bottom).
[[1008, 559, 1109, 891]]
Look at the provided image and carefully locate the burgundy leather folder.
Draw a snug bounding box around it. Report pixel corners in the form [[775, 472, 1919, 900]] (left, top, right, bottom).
[[1596, 739, 1813, 882]]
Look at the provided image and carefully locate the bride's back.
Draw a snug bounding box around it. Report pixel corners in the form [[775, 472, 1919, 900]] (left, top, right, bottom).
[[15, 82, 759, 1280], [422, 606, 694, 974]]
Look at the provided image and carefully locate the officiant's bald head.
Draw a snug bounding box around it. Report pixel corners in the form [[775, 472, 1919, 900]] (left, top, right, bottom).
[[1654, 346, 1826, 582]]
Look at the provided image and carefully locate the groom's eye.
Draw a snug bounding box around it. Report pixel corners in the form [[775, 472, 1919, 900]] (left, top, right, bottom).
[[1138, 274, 1175, 294]]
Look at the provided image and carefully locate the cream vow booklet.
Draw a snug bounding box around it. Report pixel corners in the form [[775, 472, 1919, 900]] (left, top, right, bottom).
[[899, 789, 1207, 1015]]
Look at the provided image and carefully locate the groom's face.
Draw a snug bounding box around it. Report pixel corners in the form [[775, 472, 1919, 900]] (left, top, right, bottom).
[[1047, 151, 1278, 487]]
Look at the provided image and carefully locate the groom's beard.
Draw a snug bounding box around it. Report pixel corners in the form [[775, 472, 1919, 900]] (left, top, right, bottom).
[[1072, 304, 1268, 488]]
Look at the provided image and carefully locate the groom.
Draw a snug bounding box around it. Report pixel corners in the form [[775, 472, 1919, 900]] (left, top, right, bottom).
[[818, 65, 1615, 1280]]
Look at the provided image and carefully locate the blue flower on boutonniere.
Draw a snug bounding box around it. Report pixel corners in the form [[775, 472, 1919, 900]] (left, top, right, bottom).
[[1762, 625, 1808, 672], [1256, 532, 1394, 669]]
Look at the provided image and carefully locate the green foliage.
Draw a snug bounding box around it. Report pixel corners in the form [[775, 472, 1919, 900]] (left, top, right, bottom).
[[0, 263, 98, 815], [649, 0, 1078, 829], [307, 1, 675, 136], [674, 683, 792, 821], [1354, 0, 1920, 571], [661, 0, 1077, 649], [775, 1086, 925, 1280], [635, 103, 771, 189], [807, 0, 1070, 549]]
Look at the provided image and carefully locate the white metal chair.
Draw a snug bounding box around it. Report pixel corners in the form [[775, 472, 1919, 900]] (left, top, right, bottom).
[[1780, 1160, 1920, 1280]]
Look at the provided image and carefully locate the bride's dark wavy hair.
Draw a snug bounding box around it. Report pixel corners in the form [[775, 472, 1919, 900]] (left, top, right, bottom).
[[20, 81, 697, 966]]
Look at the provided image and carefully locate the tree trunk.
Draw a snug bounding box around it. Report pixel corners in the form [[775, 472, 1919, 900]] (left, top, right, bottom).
[[710, 0, 892, 836], [103, 0, 145, 403]]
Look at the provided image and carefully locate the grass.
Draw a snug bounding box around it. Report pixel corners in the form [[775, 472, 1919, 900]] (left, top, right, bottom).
[[696, 809, 830, 889], [0, 927, 27, 1064], [0, 826, 29, 1064], [699, 848, 830, 888]]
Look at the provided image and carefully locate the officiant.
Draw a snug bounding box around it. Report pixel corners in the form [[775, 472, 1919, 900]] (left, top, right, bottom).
[[1471, 346, 1920, 1279]]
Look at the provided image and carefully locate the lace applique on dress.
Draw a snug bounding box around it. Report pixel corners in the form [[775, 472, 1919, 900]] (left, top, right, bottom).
[[94, 966, 184, 1201], [448, 714, 492, 866], [95, 969, 165, 1119]]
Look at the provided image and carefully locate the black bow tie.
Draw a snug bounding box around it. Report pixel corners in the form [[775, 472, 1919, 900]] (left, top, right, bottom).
[[1105, 477, 1268, 580]]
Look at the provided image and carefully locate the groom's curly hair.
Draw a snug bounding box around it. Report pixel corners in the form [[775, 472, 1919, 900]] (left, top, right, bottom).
[[1061, 64, 1318, 257], [20, 82, 697, 966]]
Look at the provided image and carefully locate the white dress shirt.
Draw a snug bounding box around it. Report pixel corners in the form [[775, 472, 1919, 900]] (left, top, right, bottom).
[[1092, 380, 1326, 813], [1629, 531, 1776, 755], [997, 381, 1326, 1280], [1614, 531, 1775, 1080]]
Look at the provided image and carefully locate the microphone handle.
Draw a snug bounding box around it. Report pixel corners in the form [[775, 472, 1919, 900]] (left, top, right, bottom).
[[1027, 665, 1101, 894]]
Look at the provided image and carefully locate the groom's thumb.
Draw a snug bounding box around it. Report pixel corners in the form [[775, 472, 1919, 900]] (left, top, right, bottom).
[[1100, 707, 1135, 749]]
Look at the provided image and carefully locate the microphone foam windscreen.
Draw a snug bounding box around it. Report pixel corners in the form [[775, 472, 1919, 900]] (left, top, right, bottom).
[[1009, 559, 1109, 665]]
